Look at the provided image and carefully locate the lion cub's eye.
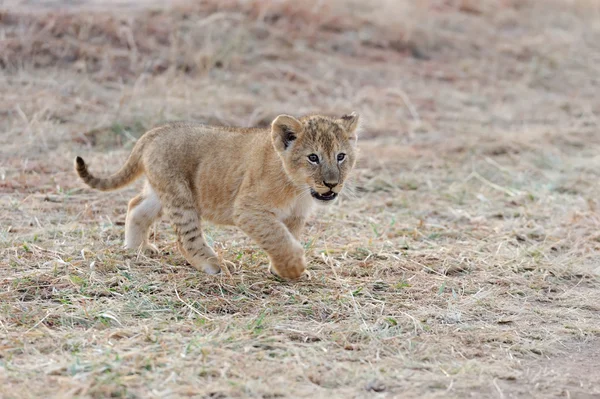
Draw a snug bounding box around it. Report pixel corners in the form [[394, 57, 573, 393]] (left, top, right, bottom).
[[337, 153, 346, 162], [307, 154, 320, 164]]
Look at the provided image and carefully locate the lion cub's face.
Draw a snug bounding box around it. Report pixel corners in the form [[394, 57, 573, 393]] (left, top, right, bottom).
[[271, 113, 359, 204]]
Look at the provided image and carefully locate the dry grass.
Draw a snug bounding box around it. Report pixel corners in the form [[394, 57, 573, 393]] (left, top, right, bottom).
[[2, 0, 600, 398]]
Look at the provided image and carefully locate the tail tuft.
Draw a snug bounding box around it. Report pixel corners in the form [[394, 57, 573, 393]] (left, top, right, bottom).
[[74, 156, 88, 178]]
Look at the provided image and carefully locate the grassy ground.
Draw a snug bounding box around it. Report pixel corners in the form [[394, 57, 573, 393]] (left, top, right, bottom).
[[2, 1, 600, 398]]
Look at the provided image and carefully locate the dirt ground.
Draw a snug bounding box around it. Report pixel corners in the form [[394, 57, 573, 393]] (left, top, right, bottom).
[[1, 0, 600, 398]]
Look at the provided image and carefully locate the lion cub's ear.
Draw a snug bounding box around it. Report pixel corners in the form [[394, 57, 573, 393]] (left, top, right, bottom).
[[339, 112, 359, 132], [338, 112, 360, 144], [271, 114, 303, 152]]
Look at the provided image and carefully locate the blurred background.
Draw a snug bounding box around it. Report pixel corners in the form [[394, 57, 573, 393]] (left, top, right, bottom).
[[4, 0, 600, 149]]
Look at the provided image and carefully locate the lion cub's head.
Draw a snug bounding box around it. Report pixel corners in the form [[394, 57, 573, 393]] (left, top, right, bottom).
[[271, 113, 360, 204]]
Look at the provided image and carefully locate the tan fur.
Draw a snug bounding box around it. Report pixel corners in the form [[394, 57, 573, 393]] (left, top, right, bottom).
[[74, 113, 360, 279]]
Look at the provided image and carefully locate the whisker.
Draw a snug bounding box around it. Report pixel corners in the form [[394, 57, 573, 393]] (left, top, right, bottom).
[[339, 179, 361, 200]]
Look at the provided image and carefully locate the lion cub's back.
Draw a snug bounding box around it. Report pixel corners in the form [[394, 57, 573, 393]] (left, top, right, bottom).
[[141, 121, 266, 193], [144, 122, 262, 163]]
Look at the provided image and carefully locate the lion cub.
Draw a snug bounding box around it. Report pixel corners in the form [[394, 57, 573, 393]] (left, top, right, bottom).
[[75, 113, 360, 279]]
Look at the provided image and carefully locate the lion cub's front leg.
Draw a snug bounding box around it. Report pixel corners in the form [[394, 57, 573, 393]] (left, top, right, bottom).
[[283, 215, 306, 241], [235, 209, 306, 279]]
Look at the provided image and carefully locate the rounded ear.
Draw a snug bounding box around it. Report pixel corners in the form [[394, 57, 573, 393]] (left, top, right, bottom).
[[271, 114, 303, 152], [339, 112, 359, 132], [338, 112, 360, 144]]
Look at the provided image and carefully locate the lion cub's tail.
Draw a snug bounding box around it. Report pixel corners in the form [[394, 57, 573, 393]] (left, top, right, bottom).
[[74, 145, 144, 191]]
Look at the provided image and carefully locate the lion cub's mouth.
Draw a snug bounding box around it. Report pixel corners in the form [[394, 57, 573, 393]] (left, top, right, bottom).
[[310, 189, 338, 202]]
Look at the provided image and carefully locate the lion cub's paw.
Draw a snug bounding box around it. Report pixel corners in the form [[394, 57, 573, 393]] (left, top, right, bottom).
[[126, 243, 160, 256], [142, 243, 160, 256], [193, 258, 221, 275], [269, 256, 306, 280]]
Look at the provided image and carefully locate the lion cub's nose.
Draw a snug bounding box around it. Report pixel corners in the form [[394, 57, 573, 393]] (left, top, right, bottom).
[[323, 180, 339, 189]]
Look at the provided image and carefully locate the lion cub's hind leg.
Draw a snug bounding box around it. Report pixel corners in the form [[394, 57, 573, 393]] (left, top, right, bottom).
[[159, 181, 221, 275], [125, 183, 162, 255]]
